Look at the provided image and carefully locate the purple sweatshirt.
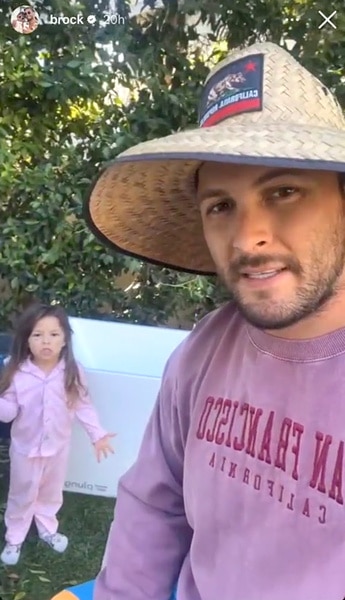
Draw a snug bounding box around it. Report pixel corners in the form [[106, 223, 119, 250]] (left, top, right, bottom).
[[95, 303, 345, 600]]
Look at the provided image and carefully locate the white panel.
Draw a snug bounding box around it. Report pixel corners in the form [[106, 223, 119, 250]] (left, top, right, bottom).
[[64, 318, 189, 498], [68, 317, 188, 377]]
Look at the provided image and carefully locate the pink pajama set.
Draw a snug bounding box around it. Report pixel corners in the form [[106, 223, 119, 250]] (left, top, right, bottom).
[[0, 359, 107, 545]]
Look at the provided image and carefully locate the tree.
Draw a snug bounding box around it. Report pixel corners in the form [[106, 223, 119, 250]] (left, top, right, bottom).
[[0, 0, 344, 331]]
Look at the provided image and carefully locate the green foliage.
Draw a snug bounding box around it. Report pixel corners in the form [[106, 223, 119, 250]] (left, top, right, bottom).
[[0, 0, 344, 330]]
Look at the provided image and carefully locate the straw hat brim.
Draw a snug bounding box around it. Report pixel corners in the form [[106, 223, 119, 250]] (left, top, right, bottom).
[[85, 121, 345, 275]]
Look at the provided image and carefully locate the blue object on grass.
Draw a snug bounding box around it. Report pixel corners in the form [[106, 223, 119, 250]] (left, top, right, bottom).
[[64, 579, 177, 599], [66, 580, 94, 598]]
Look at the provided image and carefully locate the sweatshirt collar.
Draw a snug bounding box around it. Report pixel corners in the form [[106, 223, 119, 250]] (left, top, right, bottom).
[[246, 322, 345, 362]]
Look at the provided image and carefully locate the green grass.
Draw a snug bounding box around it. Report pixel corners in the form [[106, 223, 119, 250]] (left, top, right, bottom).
[[0, 441, 115, 600]]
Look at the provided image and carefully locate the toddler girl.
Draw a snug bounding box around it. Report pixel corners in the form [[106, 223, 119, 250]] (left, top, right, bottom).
[[0, 303, 115, 566]]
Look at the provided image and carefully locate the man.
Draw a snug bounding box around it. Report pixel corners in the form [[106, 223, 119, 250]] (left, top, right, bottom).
[[85, 41, 345, 600]]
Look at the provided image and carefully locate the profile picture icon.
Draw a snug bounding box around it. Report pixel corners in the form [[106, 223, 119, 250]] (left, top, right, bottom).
[[11, 5, 39, 34]]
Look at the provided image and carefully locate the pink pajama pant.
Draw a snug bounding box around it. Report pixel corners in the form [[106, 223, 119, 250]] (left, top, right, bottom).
[[5, 446, 70, 545]]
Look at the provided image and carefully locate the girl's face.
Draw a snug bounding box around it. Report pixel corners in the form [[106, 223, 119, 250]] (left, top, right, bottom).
[[28, 316, 66, 364]]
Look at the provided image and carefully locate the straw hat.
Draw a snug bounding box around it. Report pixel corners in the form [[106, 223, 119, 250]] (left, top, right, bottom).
[[85, 41, 345, 275]]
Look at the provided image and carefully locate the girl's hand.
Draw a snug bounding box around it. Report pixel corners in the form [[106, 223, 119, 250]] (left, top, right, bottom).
[[94, 433, 116, 462]]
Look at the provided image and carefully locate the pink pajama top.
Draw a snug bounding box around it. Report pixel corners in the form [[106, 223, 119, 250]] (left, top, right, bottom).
[[0, 359, 107, 457]]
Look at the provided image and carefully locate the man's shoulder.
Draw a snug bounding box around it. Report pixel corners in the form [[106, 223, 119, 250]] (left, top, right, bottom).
[[191, 301, 243, 340], [166, 302, 245, 374]]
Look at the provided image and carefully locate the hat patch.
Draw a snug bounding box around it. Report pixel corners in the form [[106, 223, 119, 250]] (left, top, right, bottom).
[[199, 53, 264, 128]]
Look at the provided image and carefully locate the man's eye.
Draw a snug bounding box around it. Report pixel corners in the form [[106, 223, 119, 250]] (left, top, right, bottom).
[[206, 200, 233, 215], [270, 186, 299, 200]]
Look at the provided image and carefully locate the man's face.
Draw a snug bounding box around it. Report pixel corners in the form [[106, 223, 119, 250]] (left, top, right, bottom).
[[197, 162, 345, 330]]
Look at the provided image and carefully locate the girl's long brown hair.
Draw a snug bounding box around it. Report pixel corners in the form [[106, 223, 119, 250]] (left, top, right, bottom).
[[0, 303, 87, 407]]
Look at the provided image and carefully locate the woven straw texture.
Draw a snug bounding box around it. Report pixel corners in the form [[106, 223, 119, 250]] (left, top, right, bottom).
[[86, 41, 345, 275]]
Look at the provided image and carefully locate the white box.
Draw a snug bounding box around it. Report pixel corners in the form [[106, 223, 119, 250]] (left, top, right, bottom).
[[64, 317, 189, 498]]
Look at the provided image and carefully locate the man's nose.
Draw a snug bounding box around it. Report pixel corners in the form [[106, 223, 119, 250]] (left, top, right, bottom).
[[232, 207, 274, 253]]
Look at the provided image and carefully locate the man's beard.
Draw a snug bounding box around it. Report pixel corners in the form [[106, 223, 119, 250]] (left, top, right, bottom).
[[218, 224, 345, 331]]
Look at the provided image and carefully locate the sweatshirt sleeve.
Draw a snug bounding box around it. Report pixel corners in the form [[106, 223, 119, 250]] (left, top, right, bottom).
[[74, 363, 108, 443], [0, 381, 19, 423], [93, 348, 193, 600]]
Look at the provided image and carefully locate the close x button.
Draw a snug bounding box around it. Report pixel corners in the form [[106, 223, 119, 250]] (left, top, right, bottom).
[[318, 10, 337, 29]]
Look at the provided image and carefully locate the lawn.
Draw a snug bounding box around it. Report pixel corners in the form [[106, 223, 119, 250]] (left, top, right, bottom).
[[0, 441, 115, 600]]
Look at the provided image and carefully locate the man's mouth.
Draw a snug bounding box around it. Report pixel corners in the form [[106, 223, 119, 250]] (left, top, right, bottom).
[[242, 267, 287, 280]]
